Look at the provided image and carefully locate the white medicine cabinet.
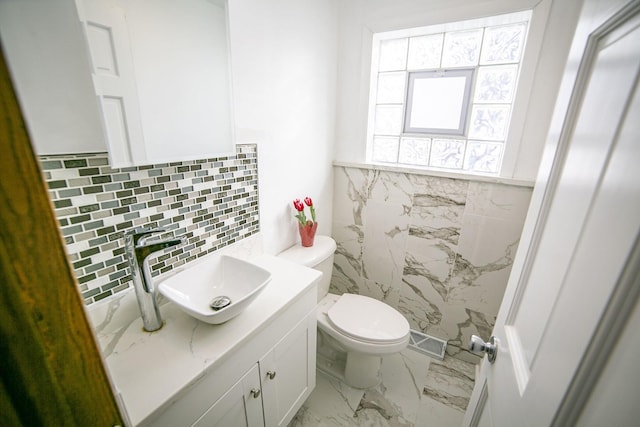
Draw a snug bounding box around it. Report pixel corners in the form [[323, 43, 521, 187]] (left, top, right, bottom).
[[0, 0, 235, 167]]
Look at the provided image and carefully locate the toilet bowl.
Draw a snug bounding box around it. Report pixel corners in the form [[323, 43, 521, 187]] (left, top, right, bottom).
[[278, 235, 410, 388]]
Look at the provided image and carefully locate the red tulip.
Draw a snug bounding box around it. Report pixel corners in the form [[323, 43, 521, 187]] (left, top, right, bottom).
[[293, 199, 304, 212], [293, 197, 316, 225], [293, 199, 307, 225], [305, 196, 316, 222]]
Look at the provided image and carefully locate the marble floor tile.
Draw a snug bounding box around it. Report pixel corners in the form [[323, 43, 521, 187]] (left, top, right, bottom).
[[289, 377, 363, 426], [416, 397, 466, 427], [354, 389, 413, 427], [422, 357, 475, 413], [289, 349, 476, 427]]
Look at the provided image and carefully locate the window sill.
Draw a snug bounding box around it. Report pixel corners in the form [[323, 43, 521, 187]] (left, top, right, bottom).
[[332, 161, 535, 188]]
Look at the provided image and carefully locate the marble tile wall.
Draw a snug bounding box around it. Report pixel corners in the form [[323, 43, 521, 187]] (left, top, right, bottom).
[[331, 166, 532, 360]]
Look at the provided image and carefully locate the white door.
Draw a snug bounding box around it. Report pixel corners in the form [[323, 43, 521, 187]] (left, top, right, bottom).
[[464, 0, 640, 426]]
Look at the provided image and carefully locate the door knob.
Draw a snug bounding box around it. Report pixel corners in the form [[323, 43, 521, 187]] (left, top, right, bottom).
[[266, 371, 276, 380], [250, 388, 261, 398], [469, 335, 497, 363]]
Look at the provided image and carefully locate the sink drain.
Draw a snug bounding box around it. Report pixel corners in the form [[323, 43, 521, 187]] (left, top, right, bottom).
[[209, 296, 232, 311]]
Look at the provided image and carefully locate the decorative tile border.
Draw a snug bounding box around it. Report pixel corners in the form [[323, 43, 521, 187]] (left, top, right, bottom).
[[41, 144, 259, 305]]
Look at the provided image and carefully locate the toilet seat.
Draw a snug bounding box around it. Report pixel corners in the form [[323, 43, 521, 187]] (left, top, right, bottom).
[[327, 294, 409, 344]]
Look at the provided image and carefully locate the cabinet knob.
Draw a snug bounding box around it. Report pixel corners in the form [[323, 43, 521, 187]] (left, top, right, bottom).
[[250, 388, 261, 398], [267, 371, 276, 380]]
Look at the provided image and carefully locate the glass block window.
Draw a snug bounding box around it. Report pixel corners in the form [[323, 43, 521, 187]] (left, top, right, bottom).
[[368, 12, 531, 175]]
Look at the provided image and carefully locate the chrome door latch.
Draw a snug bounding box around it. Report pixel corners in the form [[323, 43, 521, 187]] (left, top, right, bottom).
[[469, 335, 497, 363]]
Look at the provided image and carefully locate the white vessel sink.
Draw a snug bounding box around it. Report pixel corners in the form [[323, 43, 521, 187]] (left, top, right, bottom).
[[158, 255, 272, 324]]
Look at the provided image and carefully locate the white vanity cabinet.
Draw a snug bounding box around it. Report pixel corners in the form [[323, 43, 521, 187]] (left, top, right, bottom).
[[129, 255, 320, 427], [89, 253, 321, 427], [193, 315, 316, 427]]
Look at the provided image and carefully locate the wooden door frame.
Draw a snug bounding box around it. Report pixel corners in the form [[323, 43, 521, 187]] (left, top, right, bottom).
[[0, 43, 123, 425]]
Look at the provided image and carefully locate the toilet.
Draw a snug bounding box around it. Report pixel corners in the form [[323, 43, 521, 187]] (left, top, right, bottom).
[[278, 235, 410, 389]]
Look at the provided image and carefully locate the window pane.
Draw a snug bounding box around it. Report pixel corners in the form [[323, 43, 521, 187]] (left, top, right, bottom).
[[409, 76, 465, 129], [404, 69, 473, 134], [441, 29, 483, 67], [379, 38, 408, 71], [468, 105, 510, 141], [474, 65, 518, 103], [480, 23, 527, 65], [407, 34, 444, 70], [463, 141, 503, 173], [372, 137, 399, 163], [374, 105, 403, 135], [377, 72, 407, 104], [399, 137, 431, 165], [430, 139, 465, 169]]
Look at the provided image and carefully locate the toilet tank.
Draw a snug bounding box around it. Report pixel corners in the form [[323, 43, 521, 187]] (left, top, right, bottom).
[[278, 235, 336, 302]]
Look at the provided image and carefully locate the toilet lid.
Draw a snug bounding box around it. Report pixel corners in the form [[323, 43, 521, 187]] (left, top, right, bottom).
[[327, 294, 409, 343]]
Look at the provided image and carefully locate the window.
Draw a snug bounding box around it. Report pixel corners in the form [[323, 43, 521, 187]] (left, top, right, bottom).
[[367, 12, 531, 175], [404, 69, 474, 135]]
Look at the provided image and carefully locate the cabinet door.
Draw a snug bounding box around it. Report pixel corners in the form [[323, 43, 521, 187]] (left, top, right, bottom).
[[193, 364, 264, 427], [260, 314, 317, 427]]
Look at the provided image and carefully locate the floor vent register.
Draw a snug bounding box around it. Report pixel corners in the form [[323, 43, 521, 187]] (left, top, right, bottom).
[[408, 330, 447, 360]]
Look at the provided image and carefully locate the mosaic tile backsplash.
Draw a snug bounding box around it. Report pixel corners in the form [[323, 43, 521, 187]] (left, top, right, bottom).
[[41, 144, 259, 305], [331, 166, 532, 361]]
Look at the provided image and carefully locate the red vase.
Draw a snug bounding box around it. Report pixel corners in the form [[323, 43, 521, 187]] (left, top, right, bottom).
[[298, 221, 318, 247]]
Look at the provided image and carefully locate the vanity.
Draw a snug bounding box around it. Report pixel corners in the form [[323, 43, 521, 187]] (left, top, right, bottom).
[[88, 248, 321, 426]]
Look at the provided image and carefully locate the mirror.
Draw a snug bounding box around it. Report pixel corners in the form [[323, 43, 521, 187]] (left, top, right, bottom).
[[0, 0, 234, 167]]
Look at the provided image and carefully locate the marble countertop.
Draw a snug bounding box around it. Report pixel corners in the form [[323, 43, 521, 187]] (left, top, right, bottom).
[[87, 247, 321, 426]]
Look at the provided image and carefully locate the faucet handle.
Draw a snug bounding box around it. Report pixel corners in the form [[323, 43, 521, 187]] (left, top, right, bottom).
[[126, 227, 167, 236], [125, 227, 168, 246]]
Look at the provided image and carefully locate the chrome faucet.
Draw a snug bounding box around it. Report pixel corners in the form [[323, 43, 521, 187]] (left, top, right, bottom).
[[125, 228, 185, 331]]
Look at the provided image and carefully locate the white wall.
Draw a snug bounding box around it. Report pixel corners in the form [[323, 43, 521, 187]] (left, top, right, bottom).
[[334, 0, 583, 181], [228, 0, 338, 255]]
